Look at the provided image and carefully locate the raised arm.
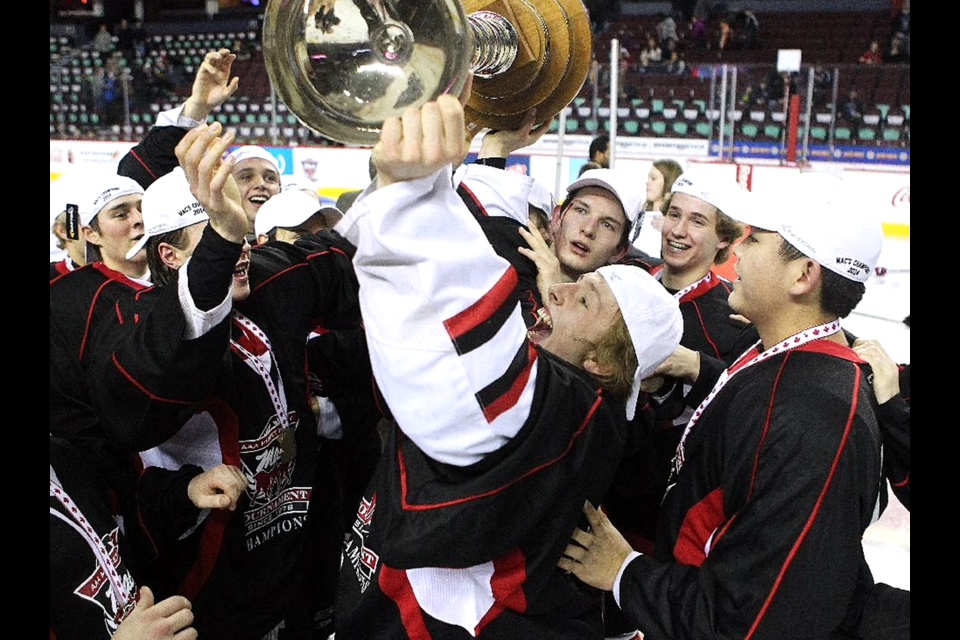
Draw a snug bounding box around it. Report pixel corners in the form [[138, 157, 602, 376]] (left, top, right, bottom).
[[119, 49, 240, 187], [336, 96, 536, 466]]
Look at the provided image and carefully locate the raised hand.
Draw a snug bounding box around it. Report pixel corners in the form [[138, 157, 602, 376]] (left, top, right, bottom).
[[183, 48, 240, 120], [518, 223, 564, 303], [187, 464, 247, 511], [112, 586, 197, 640], [478, 108, 550, 159], [175, 122, 248, 242], [373, 94, 466, 188]]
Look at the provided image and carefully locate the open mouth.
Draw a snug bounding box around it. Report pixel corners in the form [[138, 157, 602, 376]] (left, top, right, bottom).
[[233, 260, 250, 279], [527, 306, 553, 343]]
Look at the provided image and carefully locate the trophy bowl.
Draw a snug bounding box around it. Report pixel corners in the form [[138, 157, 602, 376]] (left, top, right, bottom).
[[263, 0, 591, 146]]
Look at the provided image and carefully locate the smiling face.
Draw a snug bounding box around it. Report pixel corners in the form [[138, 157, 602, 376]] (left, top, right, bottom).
[[538, 272, 622, 367], [83, 194, 146, 276], [232, 159, 281, 231], [163, 221, 252, 301], [553, 187, 628, 279], [659, 192, 729, 288]]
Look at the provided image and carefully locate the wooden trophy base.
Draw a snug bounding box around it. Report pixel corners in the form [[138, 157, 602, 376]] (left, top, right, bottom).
[[462, 0, 592, 133]]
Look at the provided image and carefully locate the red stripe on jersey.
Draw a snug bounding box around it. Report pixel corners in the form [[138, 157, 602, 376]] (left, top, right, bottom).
[[481, 342, 537, 423], [379, 564, 433, 640], [742, 362, 863, 640], [476, 548, 528, 633], [109, 353, 194, 404], [398, 395, 604, 511], [443, 267, 518, 341], [457, 182, 489, 217], [125, 148, 157, 180], [673, 487, 725, 566], [78, 279, 113, 361], [688, 300, 723, 358]]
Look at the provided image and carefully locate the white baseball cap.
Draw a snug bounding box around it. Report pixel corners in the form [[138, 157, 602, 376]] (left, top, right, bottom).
[[566, 168, 645, 225], [670, 168, 750, 218], [596, 264, 683, 420], [78, 174, 145, 227], [281, 173, 320, 196], [528, 179, 557, 220], [731, 172, 882, 283], [254, 188, 342, 238], [125, 167, 209, 260], [227, 145, 281, 175]]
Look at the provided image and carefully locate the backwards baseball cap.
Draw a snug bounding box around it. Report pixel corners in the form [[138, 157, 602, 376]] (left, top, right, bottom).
[[596, 264, 683, 420], [78, 174, 145, 227], [125, 167, 209, 260], [566, 168, 645, 225], [528, 179, 557, 220], [254, 188, 342, 237], [730, 171, 882, 282], [670, 168, 750, 218], [227, 145, 281, 174]]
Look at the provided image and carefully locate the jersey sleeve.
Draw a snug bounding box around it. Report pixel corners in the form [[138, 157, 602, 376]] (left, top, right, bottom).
[[336, 166, 535, 466]]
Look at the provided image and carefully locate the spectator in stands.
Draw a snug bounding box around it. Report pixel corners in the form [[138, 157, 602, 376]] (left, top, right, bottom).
[[890, 0, 910, 59], [639, 35, 663, 70], [688, 11, 707, 49], [656, 12, 679, 50], [131, 18, 148, 59], [665, 48, 686, 75], [589, 134, 611, 168], [885, 33, 908, 63], [811, 64, 833, 108], [717, 16, 734, 51], [735, 8, 760, 49], [86, 65, 106, 115], [841, 89, 864, 124], [101, 56, 125, 127], [115, 18, 136, 64], [145, 53, 176, 102], [231, 37, 252, 61], [859, 40, 884, 65], [91, 22, 114, 55]]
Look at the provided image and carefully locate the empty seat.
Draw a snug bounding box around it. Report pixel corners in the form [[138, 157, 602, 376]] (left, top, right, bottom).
[[885, 107, 905, 127], [856, 126, 878, 145], [739, 122, 760, 139], [881, 127, 902, 144], [761, 123, 782, 140]]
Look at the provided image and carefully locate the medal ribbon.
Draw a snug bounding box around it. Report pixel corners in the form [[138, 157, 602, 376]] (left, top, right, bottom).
[[50, 467, 136, 623], [674, 318, 842, 472], [231, 310, 290, 432]]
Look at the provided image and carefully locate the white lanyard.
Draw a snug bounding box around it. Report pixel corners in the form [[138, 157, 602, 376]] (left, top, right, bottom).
[[656, 269, 713, 301], [231, 310, 289, 431], [50, 466, 136, 623], [674, 318, 842, 472]]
